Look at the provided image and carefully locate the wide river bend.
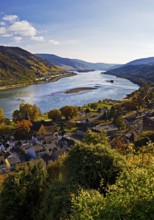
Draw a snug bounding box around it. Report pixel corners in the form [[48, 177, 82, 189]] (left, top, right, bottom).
[[0, 71, 139, 118]]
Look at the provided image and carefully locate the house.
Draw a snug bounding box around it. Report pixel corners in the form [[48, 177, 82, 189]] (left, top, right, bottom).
[[72, 130, 86, 141], [0, 153, 6, 173], [26, 145, 47, 159], [76, 121, 91, 132], [31, 120, 58, 136], [5, 154, 21, 170], [143, 116, 154, 130], [59, 136, 75, 148], [44, 143, 57, 154], [92, 124, 119, 136]]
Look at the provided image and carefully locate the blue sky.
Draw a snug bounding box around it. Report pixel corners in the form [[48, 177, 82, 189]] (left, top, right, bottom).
[[0, 0, 154, 63]]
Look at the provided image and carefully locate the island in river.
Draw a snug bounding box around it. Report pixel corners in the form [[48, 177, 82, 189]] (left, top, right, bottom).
[[65, 87, 96, 94]]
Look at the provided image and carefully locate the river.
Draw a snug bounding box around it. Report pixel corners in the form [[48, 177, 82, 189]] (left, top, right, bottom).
[[0, 70, 139, 118]]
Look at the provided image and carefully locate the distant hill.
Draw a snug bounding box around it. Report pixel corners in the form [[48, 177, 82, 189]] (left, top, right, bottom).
[[36, 54, 120, 71], [106, 57, 154, 86], [126, 57, 154, 65], [0, 46, 60, 86]]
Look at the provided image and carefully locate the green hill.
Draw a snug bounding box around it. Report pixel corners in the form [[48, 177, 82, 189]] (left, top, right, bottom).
[[106, 63, 154, 86], [0, 46, 60, 86]]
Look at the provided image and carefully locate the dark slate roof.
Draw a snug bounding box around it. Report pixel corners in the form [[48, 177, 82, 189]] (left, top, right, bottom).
[[31, 120, 55, 132], [10, 147, 30, 161], [42, 120, 54, 126], [31, 121, 43, 132]]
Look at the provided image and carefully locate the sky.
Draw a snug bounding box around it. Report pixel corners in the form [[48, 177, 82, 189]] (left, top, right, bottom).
[[0, 0, 154, 63]]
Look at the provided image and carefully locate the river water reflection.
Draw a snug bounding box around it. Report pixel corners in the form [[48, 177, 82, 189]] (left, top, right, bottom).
[[0, 71, 139, 118]]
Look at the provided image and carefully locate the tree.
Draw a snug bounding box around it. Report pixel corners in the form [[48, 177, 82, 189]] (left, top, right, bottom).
[[84, 129, 108, 146], [89, 103, 98, 110], [60, 106, 78, 120], [62, 143, 126, 190], [15, 119, 32, 139], [39, 181, 71, 220], [113, 114, 126, 130], [0, 163, 47, 220], [69, 188, 104, 220], [0, 108, 5, 123], [99, 166, 154, 220], [48, 109, 61, 122], [12, 103, 41, 122]]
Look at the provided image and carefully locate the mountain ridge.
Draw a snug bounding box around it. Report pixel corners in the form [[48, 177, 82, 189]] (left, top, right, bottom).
[[36, 53, 121, 71], [126, 57, 154, 65], [106, 56, 154, 86]]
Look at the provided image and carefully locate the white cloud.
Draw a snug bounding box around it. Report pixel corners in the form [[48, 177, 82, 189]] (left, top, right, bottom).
[[9, 20, 37, 37], [32, 35, 44, 41], [0, 22, 5, 26], [0, 27, 7, 35], [0, 14, 45, 43], [49, 39, 60, 45], [13, 36, 22, 43], [3, 15, 18, 22]]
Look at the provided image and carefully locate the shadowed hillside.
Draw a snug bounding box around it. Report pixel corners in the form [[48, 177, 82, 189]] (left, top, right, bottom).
[[106, 57, 154, 86]]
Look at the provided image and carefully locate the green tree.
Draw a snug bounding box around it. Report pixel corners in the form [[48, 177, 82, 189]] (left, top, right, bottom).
[[48, 109, 61, 122], [84, 129, 108, 145], [60, 105, 78, 120], [113, 114, 126, 130], [99, 166, 154, 220], [90, 102, 98, 110], [62, 143, 126, 190], [39, 181, 71, 220], [0, 163, 47, 220], [70, 188, 104, 220]]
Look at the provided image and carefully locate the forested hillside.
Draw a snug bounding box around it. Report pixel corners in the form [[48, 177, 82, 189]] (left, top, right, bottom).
[[106, 62, 154, 86], [0, 46, 60, 86]]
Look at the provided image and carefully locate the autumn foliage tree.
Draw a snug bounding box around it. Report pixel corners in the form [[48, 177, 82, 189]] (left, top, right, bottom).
[[15, 119, 32, 139]]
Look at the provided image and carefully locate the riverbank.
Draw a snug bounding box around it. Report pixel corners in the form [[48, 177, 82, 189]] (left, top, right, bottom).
[[0, 72, 76, 91], [65, 87, 96, 94]]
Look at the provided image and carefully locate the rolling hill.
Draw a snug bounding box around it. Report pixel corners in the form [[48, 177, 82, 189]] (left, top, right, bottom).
[[106, 57, 154, 86], [36, 54, 119, 71], [0, 46, 60, 86], [126, 57, 154, 65]]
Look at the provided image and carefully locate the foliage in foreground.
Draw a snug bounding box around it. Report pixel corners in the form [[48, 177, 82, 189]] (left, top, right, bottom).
[[69, 166, 154, 220], [62, 142, 126, 190], [0, 164, 47, 220]]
